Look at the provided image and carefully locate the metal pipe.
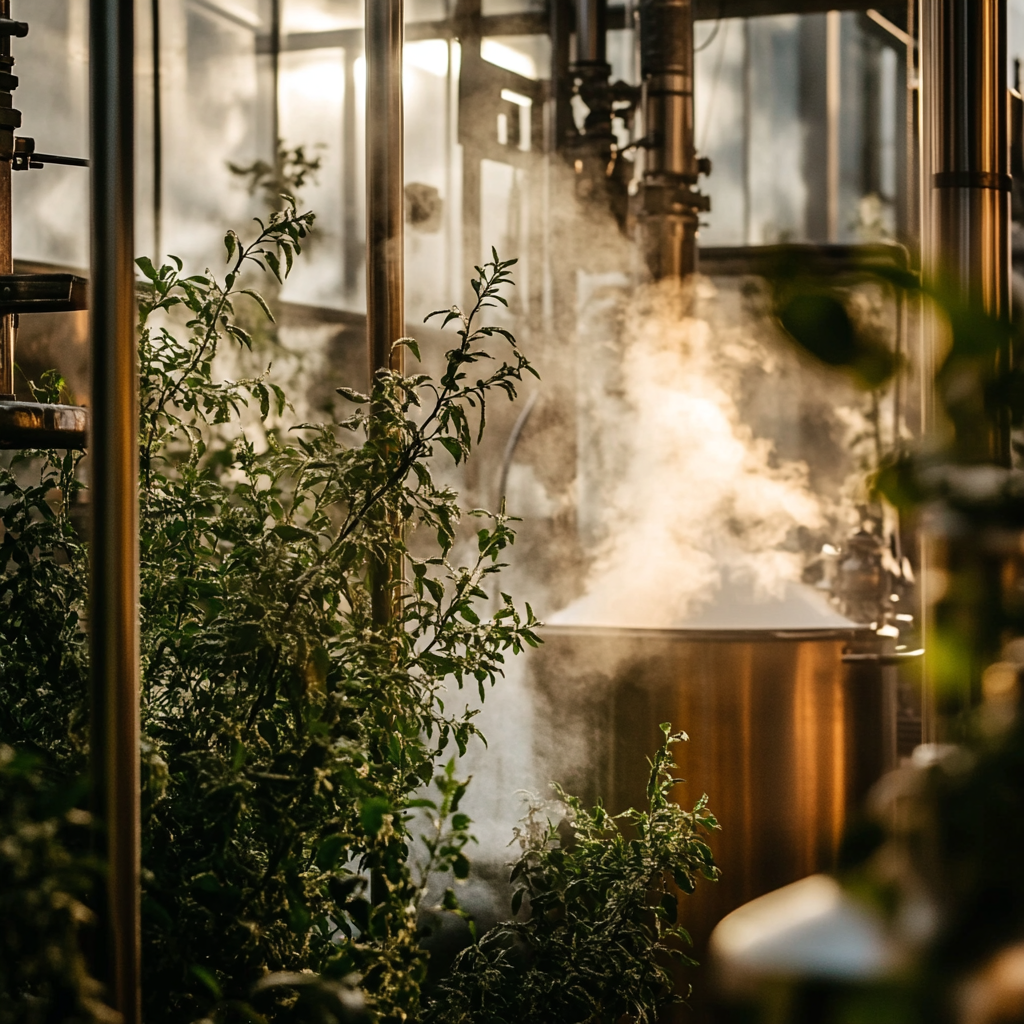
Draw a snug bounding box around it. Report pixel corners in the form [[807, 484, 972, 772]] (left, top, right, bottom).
[[575, 0, 607, 66], [637, 0, 709, 280], [0, 0, 18, 399], [89, 0, 141, 1020], [151, 0, 162, 262], [826, 9, 841, 243], [365, 0, 404, 627], [365, 0, 404, 380], [922, 0, 1009, 326]]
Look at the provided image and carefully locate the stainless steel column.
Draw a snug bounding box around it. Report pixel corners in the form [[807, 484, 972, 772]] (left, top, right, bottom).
[[920, 0, 1010, 735], [90, 0, 140, 1019], [922, 0, 1010, 329], [365, 0, 404, 627], [365, 0, 404, 381], [0, 0, 20, 400]]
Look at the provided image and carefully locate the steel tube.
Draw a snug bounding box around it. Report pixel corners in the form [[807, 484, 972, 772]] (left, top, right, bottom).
[[365, 0, 404, 627], [89, 0, 141, 1019], [575, 0, 606, 66], [637, 0, 708, 280], [922, 0, 1009, 323], [365, 0, 404, 381], [0, 0, 16, 400]]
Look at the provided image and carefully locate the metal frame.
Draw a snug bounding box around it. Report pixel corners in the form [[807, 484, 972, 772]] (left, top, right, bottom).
[[89, 0, 141, 1019]]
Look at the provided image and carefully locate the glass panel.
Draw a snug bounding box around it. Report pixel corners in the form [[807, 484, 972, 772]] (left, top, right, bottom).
[[282, 0, 361, 34], [694, 18, 746, 245], [481, 0, 544, 15], [1011, 0, 1024, 78], [13, 0, 90, 268], [160, 0, 264, 271], [277, 47, 345, 307], [405, 39, 455, 320], [696, 11, 903, 247], [407, 0, 449, 22], [481, 34, 551, 81]]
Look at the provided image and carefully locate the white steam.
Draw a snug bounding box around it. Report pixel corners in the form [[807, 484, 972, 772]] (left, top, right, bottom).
[[555, 280, 863, 631]]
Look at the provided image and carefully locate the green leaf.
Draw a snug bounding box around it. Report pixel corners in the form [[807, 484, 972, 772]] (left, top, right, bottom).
[[272, 523, 314, 542], [241, 288, 275, 322], [336, 386, 369, 404], [360, 797, 390, 836], [135, 256, 159, 282], [189, 964, 223, 1000]]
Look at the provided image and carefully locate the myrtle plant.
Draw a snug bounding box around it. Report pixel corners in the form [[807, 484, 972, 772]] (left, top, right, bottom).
[[427, 725, 720, 1024], [0, 200, 540, 1023]]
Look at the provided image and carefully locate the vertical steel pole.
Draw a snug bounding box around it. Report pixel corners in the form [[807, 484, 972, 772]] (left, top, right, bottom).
[[366, 0, 404, 380], [90, 0, 141, 1020], [923, 0, 1009, 337], [365, 0, 404, 627], [920, 0, 1010, 733], [0, 0, 18, 400], [825, 9, 841, 243]]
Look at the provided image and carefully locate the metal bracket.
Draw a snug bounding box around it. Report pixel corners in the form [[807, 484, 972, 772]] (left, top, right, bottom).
[[0, 18, 28, 38], [0, 274, 88, 313], [0, 401, 88, 450], [14, 137, 89, 171]]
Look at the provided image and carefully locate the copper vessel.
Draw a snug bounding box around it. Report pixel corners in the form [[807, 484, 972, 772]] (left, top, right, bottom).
[[526, 625, 894, 1010]]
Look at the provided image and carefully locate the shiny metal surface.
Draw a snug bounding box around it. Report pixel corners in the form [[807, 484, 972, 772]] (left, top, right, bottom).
[[0, 0, 16, 400], [921, 0, 1009, 319], [637, 0, 709, 280], [527, 625, 893, 1011], [365, 0, 404, 382], [575, 0, 606, 66], [920, 0, 1009, 731], [365, 0, 405, 627], [89, 0, 141, 1018], [0, 400, 87, 448]]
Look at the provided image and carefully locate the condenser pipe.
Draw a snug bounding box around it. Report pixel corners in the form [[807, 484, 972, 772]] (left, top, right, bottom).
[[89, 0, 141, 1019]]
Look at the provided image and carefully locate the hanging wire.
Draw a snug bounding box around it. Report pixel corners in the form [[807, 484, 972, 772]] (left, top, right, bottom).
[[695, 19, 722, 53]]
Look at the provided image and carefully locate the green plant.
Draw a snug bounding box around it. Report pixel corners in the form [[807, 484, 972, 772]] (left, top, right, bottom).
[[0, 201, 540, 1022], [426, 724, 720, 1024], [769, 258, 1024, 1022], [0, 746, 113, 1024], [229, 141, 324, 210]]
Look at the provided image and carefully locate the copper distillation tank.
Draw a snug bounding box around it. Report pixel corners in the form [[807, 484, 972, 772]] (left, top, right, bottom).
[[512, 0, 921, 1013]]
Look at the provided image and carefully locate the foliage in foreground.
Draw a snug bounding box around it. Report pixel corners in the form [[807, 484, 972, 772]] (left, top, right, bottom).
[[0, 747, 113, 1024], [427, 725, 720, 1024], [0, 201, 540, 1022], [771, 254, 1024, 1021]]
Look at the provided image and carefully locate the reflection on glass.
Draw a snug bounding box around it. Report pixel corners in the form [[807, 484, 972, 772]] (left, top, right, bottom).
[[282, 0, 361, 35], [481, 35, 551, 81]]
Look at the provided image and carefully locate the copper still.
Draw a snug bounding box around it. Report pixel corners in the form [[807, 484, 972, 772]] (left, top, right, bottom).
[[526, 624, 897, 1009]]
